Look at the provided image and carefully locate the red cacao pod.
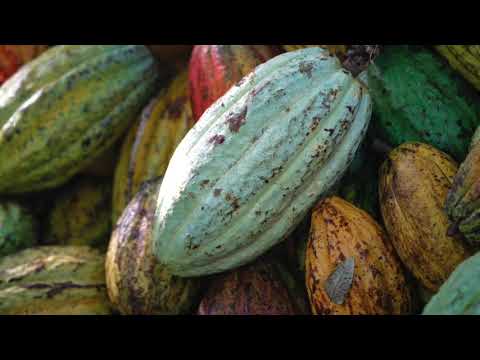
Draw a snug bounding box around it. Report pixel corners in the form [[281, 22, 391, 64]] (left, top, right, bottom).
[[188, 45, 281, 122], [198, 259, 299, 315], [0, 45, 49, 85]]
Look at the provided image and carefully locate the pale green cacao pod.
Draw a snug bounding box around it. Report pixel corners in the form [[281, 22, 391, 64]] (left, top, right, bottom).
[[153, 47, 372, 277]]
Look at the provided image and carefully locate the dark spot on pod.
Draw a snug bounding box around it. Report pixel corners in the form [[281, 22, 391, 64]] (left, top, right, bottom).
[[166, 96, 187, 118], [82, 138, 91, 148], [226, 106, 248, 133], [299, 62, 314, 78], [324, 128, 335, 136], [208, 134, 225, 145], [200, 179, 210, 188], [213, 189, 222, 197]]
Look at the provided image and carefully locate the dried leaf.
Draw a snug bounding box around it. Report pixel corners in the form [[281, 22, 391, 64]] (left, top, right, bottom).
[[324, 257, 355, 305]]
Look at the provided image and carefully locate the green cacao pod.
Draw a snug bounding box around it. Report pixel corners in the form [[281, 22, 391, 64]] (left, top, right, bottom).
[[435, 45, 480, 92], [0, 200, 37, 257], [368, 45, 480, 161], [153, 47, 372, 277], [0, 246, 111, 315], [379, 142, 472, 292], [445, 130, 480, 247], [112, 69, 193, 223], [106, 179, 201, 315], [423, 252, 480, 315], [0, 45, 159, 194], [43, 177, 112, 250]]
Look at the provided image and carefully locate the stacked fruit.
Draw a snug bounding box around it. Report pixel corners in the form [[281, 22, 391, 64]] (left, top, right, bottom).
[[2, 44, 480, 315]]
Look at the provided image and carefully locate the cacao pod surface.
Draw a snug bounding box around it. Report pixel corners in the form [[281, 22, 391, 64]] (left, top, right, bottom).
[[306, 196, 413, 315], [153, 47, 372, 277], [379, 142, 472, 292], [0, 45, 159, 194], [189, 45, 281, 121], [0, 246, 111, 315], [436, 45, 480, 92], [106, 179, 201, 315], [112, 69, 193, 223]]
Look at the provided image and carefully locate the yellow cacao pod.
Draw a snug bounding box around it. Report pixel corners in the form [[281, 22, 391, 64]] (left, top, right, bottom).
[[436, 45, 480, 91], [379, 142, 472, 292], [112, 69, 194, 222], [306, 196, 413, 315]]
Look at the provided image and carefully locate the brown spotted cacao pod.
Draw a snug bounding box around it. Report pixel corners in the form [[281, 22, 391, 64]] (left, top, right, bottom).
[[379, 142, 472, 292], [305, 196, 413, 315]]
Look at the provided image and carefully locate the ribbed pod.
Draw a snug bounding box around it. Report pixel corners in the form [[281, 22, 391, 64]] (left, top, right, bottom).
[[44, 177, 112, 249], [306, 197, 413, 315], [189, 45, 281, 121], [423, 252, 480, 315], [0, 246, 111, 315], [153, 48, 372, 277], [106, 180, 201, 315], [0, 45, 159, 194], [379, 143, 471, 292], [445, 134, 480, 247], [368, 45, 480, 161], [112, 70, 193, 222], [198, 258, 299, 315], [436, 45, 480, 92]]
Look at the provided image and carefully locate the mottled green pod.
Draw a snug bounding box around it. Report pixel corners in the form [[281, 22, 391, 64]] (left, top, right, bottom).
[[106, 179, 201, 315], [0, 246, 111, 315], [0, 45, 159, 194], [0, 200, 37, 257]]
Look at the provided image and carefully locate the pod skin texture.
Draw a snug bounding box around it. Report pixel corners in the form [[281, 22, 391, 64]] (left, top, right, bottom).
[[436, 45, 480, 92], [112, 70, 193, 223], [306, 196, 413, 315], [445, 134, 480, 247], [198, 258, 299, 315], [367, 45, 480, 161], [106, 180, 201, 315], [189, 45, 281, 121], [0, 246, 111, 315], [0, 45, 49, 85], [0, 45, 159, 194], [423, 252, 480, 315], [43, 177, 112, 250], [379, 142, 471, 292], [0, 200, 37, 257], [153, 48, 372, 277]]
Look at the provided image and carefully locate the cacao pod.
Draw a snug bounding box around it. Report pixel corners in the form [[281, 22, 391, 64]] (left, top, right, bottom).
[[368, 45, 480, 161], [43, 177, 112, 250], [198, 258, 299, 315], [153, 47, 372, 277], [379, 142, 472, 292], [0, 45, 159, 194], [0, 246, 111, 315], [306, 196, 413, 315], [282, 45, 348, 57], [106, 179, 201, 315], [423, 251, 480, 315], [0, 45, 49, 85], [189, 45, 281, 121], [445, 133, 480, 247], [0, 200, 37, 257], [435, 45, 480, 92], [112, 69, 193, 223]]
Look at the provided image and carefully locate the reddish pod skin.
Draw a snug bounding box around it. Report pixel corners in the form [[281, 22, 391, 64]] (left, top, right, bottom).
[[188, 45, 282, 122], [197, 259, 298, 315]]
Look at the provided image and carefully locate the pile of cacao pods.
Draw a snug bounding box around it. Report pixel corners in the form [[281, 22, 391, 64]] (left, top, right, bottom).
[[2, 44, 480, 315]]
